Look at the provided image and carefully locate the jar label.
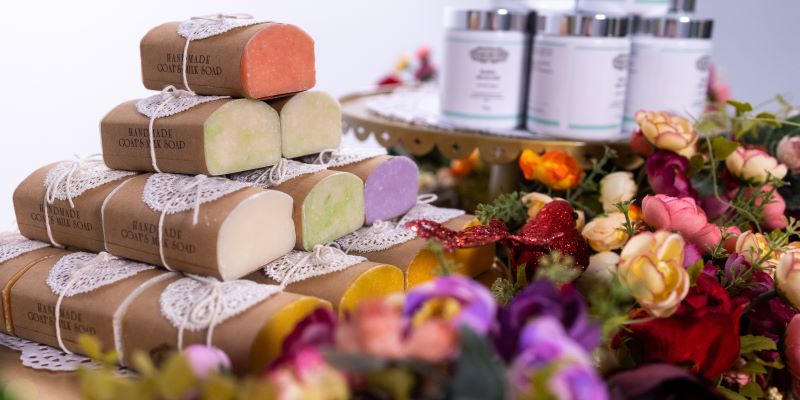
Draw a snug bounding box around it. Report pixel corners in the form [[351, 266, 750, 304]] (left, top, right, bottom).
[[440, 31, 527, 129]]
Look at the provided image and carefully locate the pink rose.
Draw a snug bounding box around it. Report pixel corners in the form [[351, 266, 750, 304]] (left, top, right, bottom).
[[183, 344, 231, 379], [642, 194, 722, 251], [777, 136, 800, 173], [786, 315, 800, 382], [745, 185, 788, 230]]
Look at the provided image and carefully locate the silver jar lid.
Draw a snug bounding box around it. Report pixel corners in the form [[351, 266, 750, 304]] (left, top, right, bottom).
[[640, 15, 713, 38], [447, 8, 531, 31], [669, 0, 696, 13], [537, 13, 630, 37]]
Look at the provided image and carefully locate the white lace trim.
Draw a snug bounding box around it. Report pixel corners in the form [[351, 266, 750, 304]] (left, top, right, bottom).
[[229, 159, 326, 188], [264, 247, 366, 285], [43, 160, 135, 202], [136, 90, 227, 119], [46, 252, 154, 297], [142, 173, 248, 214], [0, 333, 134, 375], [0, 232, 49, 264], [335, 203, 465, 253], [303, 147, 388, 168], [159, 277, 280, 332], [177, 14, 266, 40]]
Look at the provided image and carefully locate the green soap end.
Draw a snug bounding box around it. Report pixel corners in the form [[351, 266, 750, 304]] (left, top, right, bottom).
[[301, 172, 365, 250], [280, 91, 342, 158], [204, 99, 281, 175]]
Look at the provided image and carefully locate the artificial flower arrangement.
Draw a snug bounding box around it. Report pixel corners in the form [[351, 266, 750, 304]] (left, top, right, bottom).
[[74, 97, 800, 400]]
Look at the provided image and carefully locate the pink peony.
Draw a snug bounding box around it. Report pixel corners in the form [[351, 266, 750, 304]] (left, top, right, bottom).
[[642, 194, 722, 251], [776, 136, 800, 173], [786, 315, 800, 383]]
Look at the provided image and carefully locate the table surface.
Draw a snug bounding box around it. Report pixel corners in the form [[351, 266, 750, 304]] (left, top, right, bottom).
[[0, 346, 80, 400]]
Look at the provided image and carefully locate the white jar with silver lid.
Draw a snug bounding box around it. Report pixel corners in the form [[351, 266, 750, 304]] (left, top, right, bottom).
[[440, 9, 530, 129], [526, 14, 631, 141], [491, 0, 576, 13], [622, 16, 713, 134], [578, 0, 670, 16]]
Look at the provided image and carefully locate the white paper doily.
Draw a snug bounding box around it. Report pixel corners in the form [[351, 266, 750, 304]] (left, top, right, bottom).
[[177, 15, 266, 40], [142, 174, 248, 214], [302, 147, 388, 168], [336, 203, 465, 253], [43, 161, 135, 202], [46, 252, 155, 297], [0, 233, 49, 264], [136, 90, 227, 119], [0, 333, 133, 375], [264, 248, 366, 285], [160, 277, 280, 331], [229, 159, 326, 188]]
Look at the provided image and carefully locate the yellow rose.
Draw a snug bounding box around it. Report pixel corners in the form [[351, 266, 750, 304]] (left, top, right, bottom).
[[599, 171, 637, 213], [725, 147, 788, 184], [635, 111, 698, 154], [618, 231, 689, 318], [581, 213, 629, 252], [777, 252, 800, 309]]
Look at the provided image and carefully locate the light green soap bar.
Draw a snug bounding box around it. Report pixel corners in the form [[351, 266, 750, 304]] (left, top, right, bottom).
[[269, 91, 342, 158], [204, 99, 282, 175], [273, 170, 364, 251]]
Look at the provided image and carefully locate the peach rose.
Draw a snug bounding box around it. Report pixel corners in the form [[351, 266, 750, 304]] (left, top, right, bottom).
[[777, 252, 800, 309], [582, 213, 629, 252], [635, 111, 698, 157], [618, 231, 689, 317], [641, 194, 722, 250], [725, 147, 788, 184]]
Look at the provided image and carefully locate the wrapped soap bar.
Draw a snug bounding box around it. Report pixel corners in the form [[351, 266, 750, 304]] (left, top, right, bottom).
[[247, 247, 404, 315], [101, 94, 281, 175], [102, 173, 296, 280], [268, 91, 342, 158], [13, 160, 138, 252], [230, 160, 364, 251], [5, 251, 329, 373], [0, 234, 68, 334], [140, 18, 315, 99], [324, 151, 419, 225], [336, 203, 495, 288]]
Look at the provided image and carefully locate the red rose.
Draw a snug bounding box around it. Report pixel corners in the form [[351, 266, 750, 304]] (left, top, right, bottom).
[[626, 274, 745, 379]]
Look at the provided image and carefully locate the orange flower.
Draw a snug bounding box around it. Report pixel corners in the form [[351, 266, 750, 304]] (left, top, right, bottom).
[[450, 149, 481, 177], [519, 149, 583, 190]]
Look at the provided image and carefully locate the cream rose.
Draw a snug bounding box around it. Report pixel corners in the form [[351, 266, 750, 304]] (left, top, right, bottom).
[[726, 147, 788, 184], [581, 213, 629, 252], [599, 172, 637, 213]]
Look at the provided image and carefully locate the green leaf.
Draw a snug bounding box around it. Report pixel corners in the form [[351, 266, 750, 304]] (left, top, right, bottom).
[[727, 100, 753, 116], [717, 386, 748, 400], [739, 335, 777, 354], [739, 359, 767, 375], [78, 335, 104, 361], [687, 260, 704, 286], [475, 191, 528, 232], [710, 136, 740, 160], [158, 354, 195, 400], [686, 155, 705, 178], [366, 368, 416, 400], [755, 112, 781, 128], [740, 381, 764, 399], [451, 328, 507, 400]]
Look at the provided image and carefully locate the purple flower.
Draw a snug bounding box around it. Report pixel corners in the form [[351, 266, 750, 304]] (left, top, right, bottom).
[[607, 363, 726, 399], [735, 268, 798, 361], [183, 344, 231, 378], [492, 280, 600, 363], [700, 194, 731, 221], [646, 150, 698, 199], [270, 307, 337, 370], [403, 275, 497, 335], [508, 317, 608, 400], [683, 242, 702, 268]]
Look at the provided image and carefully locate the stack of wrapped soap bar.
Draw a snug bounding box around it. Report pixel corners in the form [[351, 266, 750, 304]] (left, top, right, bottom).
[[6, 14, 495, 373]]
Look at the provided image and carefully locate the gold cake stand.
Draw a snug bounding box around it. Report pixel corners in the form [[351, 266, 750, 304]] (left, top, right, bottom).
[[340, 86, 640, 198]]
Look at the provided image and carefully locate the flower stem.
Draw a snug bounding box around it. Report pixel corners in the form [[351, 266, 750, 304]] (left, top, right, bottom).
[[742, 290, 780, 316]]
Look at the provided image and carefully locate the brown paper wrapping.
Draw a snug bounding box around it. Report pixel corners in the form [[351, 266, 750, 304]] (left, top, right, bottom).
[[102, 174, 270, 279], [13, 163, 138, 252], [4, 251, 329, 373], [332, 155, 392, 181], [351, 215, 496, 288], [140, 22, 315, 99], [0, 246, 69, 335], [101, 99, 219, 175], [247, 260, 404, 315]]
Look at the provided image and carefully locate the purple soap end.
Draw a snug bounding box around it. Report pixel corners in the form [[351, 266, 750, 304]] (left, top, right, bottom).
[[364, 156, 419, 225]]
